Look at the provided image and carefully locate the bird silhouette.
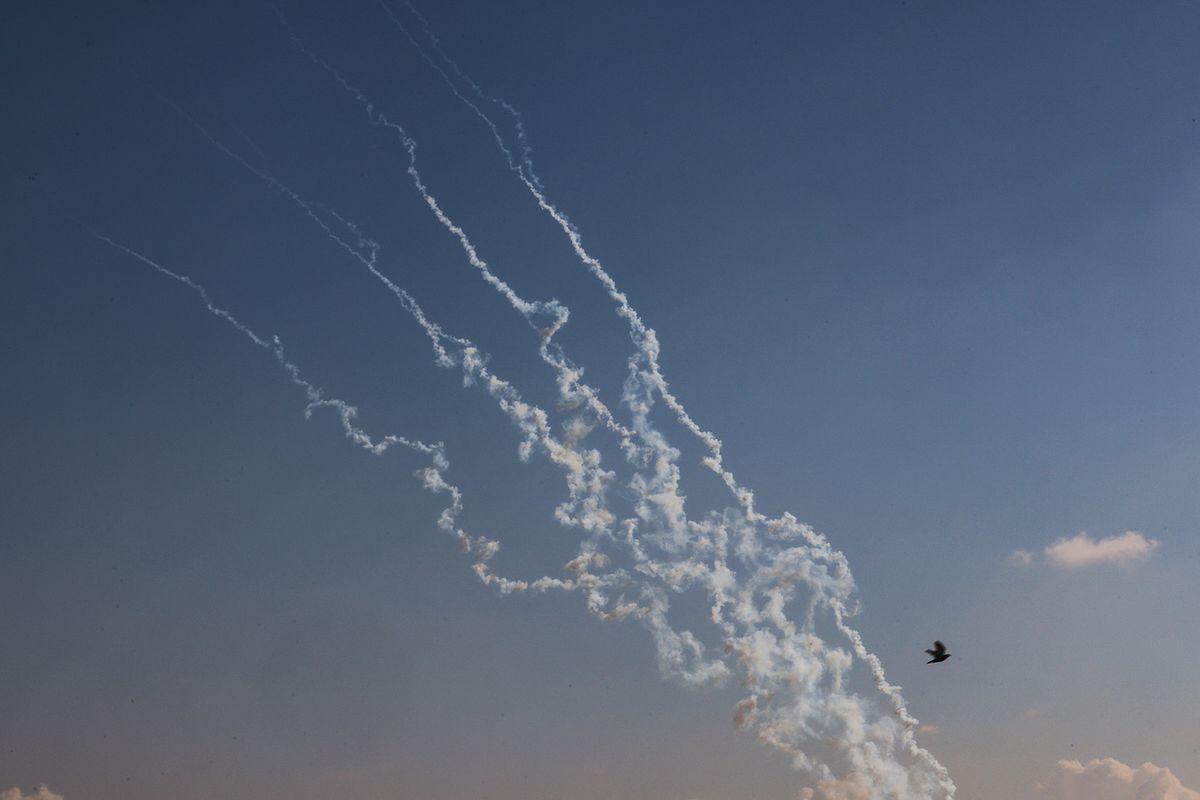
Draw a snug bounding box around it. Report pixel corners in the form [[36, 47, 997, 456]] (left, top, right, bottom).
[[925, 640, 950, 664]]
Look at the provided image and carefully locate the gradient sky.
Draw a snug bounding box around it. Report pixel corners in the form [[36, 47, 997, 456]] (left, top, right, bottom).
[[3, 2, 1200, 799]]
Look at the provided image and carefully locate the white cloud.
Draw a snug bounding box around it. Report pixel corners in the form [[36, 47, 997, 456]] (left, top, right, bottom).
[[1037, 758, 1200, 800], [1009, 531, 1160, 568], [1044, 531, 1159, 567], [917, 723, 941, 736], [1, 788, 63, 800]]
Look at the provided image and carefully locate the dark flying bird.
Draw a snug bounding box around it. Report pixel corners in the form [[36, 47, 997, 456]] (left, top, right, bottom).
[[925, 640, 950, 664]]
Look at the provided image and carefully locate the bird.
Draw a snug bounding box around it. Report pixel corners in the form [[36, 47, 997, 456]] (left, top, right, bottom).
[[925, 640, 950, 664]]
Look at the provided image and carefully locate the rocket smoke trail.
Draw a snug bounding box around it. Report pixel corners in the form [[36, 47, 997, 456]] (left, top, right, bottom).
[[389, 3, 955, 795], [88, 3, 956, 795], [280, 4, 957, 796], [88, 226, 634, 605], [88, 233, 491, 578]]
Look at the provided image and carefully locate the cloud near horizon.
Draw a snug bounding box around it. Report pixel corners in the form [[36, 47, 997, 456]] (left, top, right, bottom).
[[0, 788, 63, 800], [1007, 531, 1158, 568], [1037, 758, 1200, 800]]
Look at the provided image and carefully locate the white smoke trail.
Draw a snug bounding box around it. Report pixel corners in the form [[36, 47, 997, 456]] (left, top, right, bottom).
[[86, 213, 640, 608], [363, 6, 956, 796], [90, 233, 476, 559], [269, 13, 647, 466], [94, 7, 957, 794], [154, 94, 464, 369], [156, 101, 644, 607], [160, 73, 779, 698], [374, 0, 541, 191]]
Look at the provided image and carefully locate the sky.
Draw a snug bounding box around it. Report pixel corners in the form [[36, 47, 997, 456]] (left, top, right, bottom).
[[2, 1, 1200, 799]]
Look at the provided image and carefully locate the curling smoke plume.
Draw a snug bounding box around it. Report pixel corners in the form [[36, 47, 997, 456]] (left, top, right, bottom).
[[85, 4, 958, 795], [387, 3, 957, 794]]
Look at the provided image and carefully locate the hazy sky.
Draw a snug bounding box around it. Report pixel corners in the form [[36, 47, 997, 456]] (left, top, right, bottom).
[[3, 2, 1199, 799]]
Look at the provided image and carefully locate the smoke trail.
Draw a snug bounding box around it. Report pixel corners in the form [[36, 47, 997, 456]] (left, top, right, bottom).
[[155, 100, 647, 606], [269, 11, 647, 468], [152, 94, 464, 369], [96, 7, 956, 795], [91, 233, 465, 550], [125, 99, 683, 637], [401, 0, 541, 189], [86, 226, 642, 603], [373, 0, 541, 192], [364, 6, 956, 796], [30, 120, 578, 592]]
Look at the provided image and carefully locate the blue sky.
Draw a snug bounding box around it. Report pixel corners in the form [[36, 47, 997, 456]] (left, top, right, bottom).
[[3, 2, 1199, 799]]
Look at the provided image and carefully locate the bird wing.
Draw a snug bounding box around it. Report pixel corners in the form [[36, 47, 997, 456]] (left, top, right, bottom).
[[932, 641, 946, 654]]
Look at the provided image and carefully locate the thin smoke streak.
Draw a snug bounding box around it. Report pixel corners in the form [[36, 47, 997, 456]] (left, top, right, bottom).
[[273, 8, 642, 460], [396, 0, 543, 191], [375, 0, 537, 189], [154, 94, 464, 367], [87, 229, 596, 596], [271, 8, 544, 321]]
